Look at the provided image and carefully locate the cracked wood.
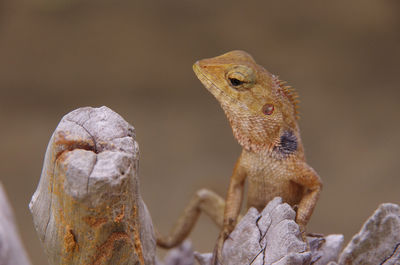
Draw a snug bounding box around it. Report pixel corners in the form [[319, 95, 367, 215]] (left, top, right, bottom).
[[29, 106, 156, 265]]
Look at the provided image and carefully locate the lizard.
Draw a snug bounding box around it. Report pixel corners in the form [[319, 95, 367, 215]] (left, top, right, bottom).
[[156, 50, 322, 264]]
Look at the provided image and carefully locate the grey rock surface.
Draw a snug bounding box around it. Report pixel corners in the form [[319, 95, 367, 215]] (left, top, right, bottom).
[[0, 183, 32, 265], [338, 203, 400, 265], [29, 106, 155, 265]]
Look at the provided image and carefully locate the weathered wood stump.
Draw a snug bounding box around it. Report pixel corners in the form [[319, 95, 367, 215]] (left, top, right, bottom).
[[29, 106, 156, 265], [23, 106, 399, 265]]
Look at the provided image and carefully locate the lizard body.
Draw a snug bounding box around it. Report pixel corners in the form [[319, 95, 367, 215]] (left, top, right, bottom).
[[157, 51, 322, 263]]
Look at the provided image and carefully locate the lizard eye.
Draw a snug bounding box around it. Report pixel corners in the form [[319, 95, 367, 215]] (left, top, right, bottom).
[[262, 103, 274, 115], [226, 65, 256, 91], [229, 78, 244, 86]]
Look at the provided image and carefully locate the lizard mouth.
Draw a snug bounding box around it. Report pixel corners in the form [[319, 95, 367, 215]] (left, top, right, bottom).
[[192, 62, 220, 94]]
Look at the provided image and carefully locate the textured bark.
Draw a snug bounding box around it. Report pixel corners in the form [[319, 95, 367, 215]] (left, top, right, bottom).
[[194, 197, 344, 265], [0, 183, 32, 265], [337, 203, 400, 265], [219, 198, 311, 265], [29, 106, 156, 265]]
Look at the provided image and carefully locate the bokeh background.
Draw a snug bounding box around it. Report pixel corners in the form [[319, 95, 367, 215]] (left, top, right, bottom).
[[0, 0, 399, 264]]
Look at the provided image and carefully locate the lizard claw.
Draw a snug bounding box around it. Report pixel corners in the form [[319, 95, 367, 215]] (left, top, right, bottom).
[[211, 246, 222, 265], [211, 235, 225, 265], [307, 232, 324, 238]]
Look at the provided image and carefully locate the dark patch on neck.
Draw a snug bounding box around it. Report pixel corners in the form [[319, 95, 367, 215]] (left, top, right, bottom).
[[274, 130, 298, 157]]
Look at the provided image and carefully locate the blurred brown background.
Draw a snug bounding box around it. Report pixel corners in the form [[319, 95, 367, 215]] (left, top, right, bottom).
[[0, 0, 399, 264]]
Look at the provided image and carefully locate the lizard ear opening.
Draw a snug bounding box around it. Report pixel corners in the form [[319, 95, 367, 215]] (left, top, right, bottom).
[[226, 65, 255, 91], [262, 103, 274, 115]]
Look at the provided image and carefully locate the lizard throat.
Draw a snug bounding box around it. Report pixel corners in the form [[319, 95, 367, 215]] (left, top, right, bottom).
[[221, 101, 281, 153]]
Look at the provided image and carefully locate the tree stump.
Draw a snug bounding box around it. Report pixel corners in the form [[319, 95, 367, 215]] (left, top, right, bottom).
[[29, 106, 156, 265]]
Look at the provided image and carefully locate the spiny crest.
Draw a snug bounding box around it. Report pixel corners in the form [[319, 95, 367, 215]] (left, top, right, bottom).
[[272, 75, 300, 119]]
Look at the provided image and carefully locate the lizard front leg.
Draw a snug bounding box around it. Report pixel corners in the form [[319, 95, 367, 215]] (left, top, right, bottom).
[[156, 188, 225, 248], [292, 164, 322, 240], [212, 160, 247, 265]]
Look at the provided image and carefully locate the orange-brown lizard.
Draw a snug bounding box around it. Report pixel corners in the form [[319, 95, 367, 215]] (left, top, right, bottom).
[[156, 50, 322, 263]]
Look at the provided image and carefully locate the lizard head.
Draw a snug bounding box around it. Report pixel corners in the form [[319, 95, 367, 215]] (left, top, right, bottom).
[[193, 50, 299, 153]]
